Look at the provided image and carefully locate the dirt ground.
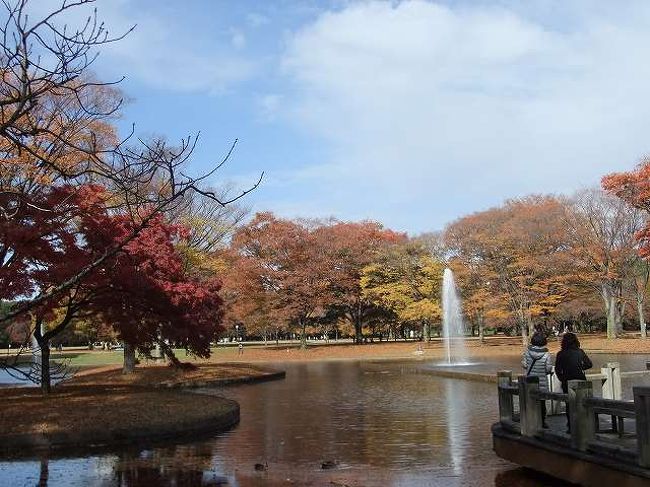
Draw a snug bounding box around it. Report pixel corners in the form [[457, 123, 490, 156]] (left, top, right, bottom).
[[197, 335, 650, 365], [0, 364, 277, 452], [0, 384, 237, 439], [578, 335, 650, 353], [70, 363, 283, 388]]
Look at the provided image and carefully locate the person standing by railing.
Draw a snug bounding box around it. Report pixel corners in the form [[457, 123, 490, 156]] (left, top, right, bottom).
[[555, 332, 593, 433], [522, 332, 553, 428]]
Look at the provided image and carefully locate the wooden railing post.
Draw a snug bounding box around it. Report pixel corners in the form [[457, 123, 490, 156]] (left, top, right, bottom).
[[601, 362, 622, 432], [633, 386, 650, 468], [568, 380, 594, 451], [497, 370, 514, 423], [601, 362, 622, 400], [519, 374, 541, 437]]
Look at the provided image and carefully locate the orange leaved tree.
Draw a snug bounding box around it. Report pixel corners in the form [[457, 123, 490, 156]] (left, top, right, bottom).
[[603, 162, 650, 338], [445, 195, 572, 346]]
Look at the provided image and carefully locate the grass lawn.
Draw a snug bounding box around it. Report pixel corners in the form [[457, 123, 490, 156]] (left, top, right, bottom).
[[54, 350, 123, 367], [51, 348, 196, 368]]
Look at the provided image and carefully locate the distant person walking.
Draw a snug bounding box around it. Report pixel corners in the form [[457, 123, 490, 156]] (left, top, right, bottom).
[[555, 332, 593, 432], [238, 342, 244, 355], [522, 332, 553, 427]]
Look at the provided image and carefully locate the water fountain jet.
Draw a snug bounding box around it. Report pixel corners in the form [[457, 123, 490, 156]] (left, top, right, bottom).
[[441, 268, 470, 365]]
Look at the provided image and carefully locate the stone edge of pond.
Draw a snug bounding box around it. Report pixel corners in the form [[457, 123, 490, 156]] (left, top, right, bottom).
[[156, 369, 287, 389], [0, 395, 241, 458], [418, 368, 497, 383], [586, 350, 650, 355]]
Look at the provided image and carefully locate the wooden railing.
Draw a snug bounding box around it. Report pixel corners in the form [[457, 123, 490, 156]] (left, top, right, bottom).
[[496, 361, 650, 469]]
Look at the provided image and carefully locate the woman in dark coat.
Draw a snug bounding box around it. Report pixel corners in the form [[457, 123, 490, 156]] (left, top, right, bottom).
[[554, 333, 593, 431]]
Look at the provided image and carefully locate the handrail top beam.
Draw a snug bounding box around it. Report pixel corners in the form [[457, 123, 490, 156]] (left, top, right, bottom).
[[585, 397, 635, 410]]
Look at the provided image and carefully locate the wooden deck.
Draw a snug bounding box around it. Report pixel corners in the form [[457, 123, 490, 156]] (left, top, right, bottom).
[[493, 364, 650, 486]]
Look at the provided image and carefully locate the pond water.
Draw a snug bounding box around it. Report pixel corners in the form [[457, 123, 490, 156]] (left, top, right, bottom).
[[423, 352, 650, 400], [0, 366, 65, 388], [0, 367, 32, 386], [1, 354, 648, 486]]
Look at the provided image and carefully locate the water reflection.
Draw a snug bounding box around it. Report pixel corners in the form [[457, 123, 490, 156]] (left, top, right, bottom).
[[113, 445, 229, 486], [445, 378, 463, 475], [0, 359, 610, 486], [38, 458, 48, 487]]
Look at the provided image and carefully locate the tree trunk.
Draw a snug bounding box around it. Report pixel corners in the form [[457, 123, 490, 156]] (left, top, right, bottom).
[[40, 341, 51, 394], [635, 266, 649, 339], [478, 312, 485, 345], [423, 321, 430, 342], [33, 320, 51, 394], [616, 282, 625, 335], [518, 307, 528, 347], [638, 296, 647, 339], [159, 340, 183, 367], [299, 318, 307, 349], [354, 321, 363, 344], [353, 301, 364, 344], [526, 310, 534, 341], [123, 343, 136, 374], [602, 282, 619, 339]]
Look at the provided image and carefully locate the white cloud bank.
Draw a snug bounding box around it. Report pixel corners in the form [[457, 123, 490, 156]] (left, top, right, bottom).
[[31, 0, 255, 93], [276, 0, 650, 232]]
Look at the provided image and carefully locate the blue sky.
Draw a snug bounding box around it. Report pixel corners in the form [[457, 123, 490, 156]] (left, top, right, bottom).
[[37, 0, 650, 233]]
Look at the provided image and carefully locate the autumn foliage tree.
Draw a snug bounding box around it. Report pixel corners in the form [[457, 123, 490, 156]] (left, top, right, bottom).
[[603, 161, 650, 338], [445, 196, 572, 345], [564, 188, 644, 339], [361, 241, 444, 341], [219, 247, 279, 343], [91, 213, 223, 373], [0, 0, 257, 392], [230, 213, 337, 348], [227, 215, 405, 346], [603, 160, 650, 252], [0, 0, 258, 332], [3, 183, 223, 391], [220, 188, 646, 351], [321, 221, 404, 343]]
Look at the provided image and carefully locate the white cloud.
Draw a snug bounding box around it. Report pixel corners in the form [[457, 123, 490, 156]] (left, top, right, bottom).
[[277, 0, 650, 231], [230, 29, 247, 49], [247, 12, 271, 28], [257, 94, 284, 121], [28, 0, 255, 93], [103, 8, 255, 93]]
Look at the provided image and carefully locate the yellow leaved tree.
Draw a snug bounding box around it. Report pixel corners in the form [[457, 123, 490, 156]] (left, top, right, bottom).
[[361, 242, 445, 341]]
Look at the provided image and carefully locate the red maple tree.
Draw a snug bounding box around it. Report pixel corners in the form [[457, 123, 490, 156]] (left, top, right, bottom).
[[5, 184, 223, 391]]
